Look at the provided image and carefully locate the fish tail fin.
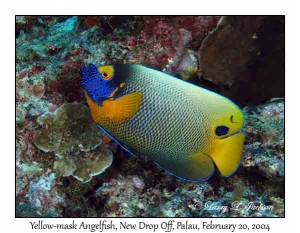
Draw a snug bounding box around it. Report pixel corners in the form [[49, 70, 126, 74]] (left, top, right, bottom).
[[210, 132, 245, 177]]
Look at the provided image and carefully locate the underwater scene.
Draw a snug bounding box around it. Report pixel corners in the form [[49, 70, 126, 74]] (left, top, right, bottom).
[[16, 16, 284, 217]]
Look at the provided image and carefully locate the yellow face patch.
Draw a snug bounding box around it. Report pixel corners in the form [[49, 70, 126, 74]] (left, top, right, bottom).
[[208, 105, 244, 140], [98, 65, 115, 80]]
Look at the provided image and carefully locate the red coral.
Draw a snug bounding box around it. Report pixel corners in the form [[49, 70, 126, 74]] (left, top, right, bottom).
[[28, 83, 45, 98], [27, 175, 64, 215], [158, 55, 169, 64], [18, 131, 37, 163], [86, 16, 100, 26], [175, 16, 221, 43], [48, 60, 84, 102], [17, 71, 28, 79], [47, 103, 59, 112], [171, 28, 192, 51], [120, 16, 220, 70], [31, 66, 39, 73], [78, 16, 101, 31]]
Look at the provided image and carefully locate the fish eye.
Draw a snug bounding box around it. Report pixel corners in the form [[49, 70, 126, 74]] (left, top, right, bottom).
[[215, 125, 229, 136], [230, 115, 238, 123], [98, 66, 115, 81]]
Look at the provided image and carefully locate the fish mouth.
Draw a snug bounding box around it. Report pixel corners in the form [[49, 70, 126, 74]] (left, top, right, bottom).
[[221, 129, 244, 139]]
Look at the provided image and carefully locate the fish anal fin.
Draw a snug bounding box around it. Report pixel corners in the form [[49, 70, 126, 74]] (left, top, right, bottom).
[[210, 132, 245, 177], [152, 151, 215, 182]]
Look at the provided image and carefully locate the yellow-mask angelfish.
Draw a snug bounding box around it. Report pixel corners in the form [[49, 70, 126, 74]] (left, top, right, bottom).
[[81, 63, 245, 182]]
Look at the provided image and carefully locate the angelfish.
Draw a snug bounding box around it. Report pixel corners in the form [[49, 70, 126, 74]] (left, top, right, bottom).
[[81, 63, 245, 182]]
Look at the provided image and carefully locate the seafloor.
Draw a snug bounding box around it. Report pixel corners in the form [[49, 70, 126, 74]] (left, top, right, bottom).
[[16, 16, 284, 217]]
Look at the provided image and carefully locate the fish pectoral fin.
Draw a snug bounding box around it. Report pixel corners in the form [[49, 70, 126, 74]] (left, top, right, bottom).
[[152, 152, 215, 182], [210, 132, 245, 177], [103, 91, 142, 123]]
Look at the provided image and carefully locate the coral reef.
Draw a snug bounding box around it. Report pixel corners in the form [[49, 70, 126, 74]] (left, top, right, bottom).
[[199, 16, 284, 105], [16, 16, 284, 217], [54, 148, 113, 183], [33, 103, 102, 154], [33, 103, 113, 183]]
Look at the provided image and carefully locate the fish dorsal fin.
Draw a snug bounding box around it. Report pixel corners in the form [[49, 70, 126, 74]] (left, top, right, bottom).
[[210, 132, 245, 177], [152, 151, 215, 182]]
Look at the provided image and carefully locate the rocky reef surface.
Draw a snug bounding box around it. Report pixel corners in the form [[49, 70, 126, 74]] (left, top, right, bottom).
[[16, 16, 284, 217]]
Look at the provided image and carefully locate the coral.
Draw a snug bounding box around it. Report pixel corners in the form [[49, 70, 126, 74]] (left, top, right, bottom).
[[165, 49, 199, 80], [25, 173, 64, 216], [231, 185, 245, 202], [28, 82, 45, 98], [78, 16, 135, 35], [54, 148, 113, 183], [72, 149, 112, 182], [270, 197, 284, 217], [50, 16, 78, 34], [242, 100, 284, 180], [118, 16, 220, 71], [33, 103, 102, 154], [47, 60, 84, 103], [16, 203, 41, 217], [200, 16, 259, 87], [132, 175, 145, 191], [33, 103, 113, 183], [199, 16, 284, 105], [16, 16, 43, 36], [174, 16, 220, 49]]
